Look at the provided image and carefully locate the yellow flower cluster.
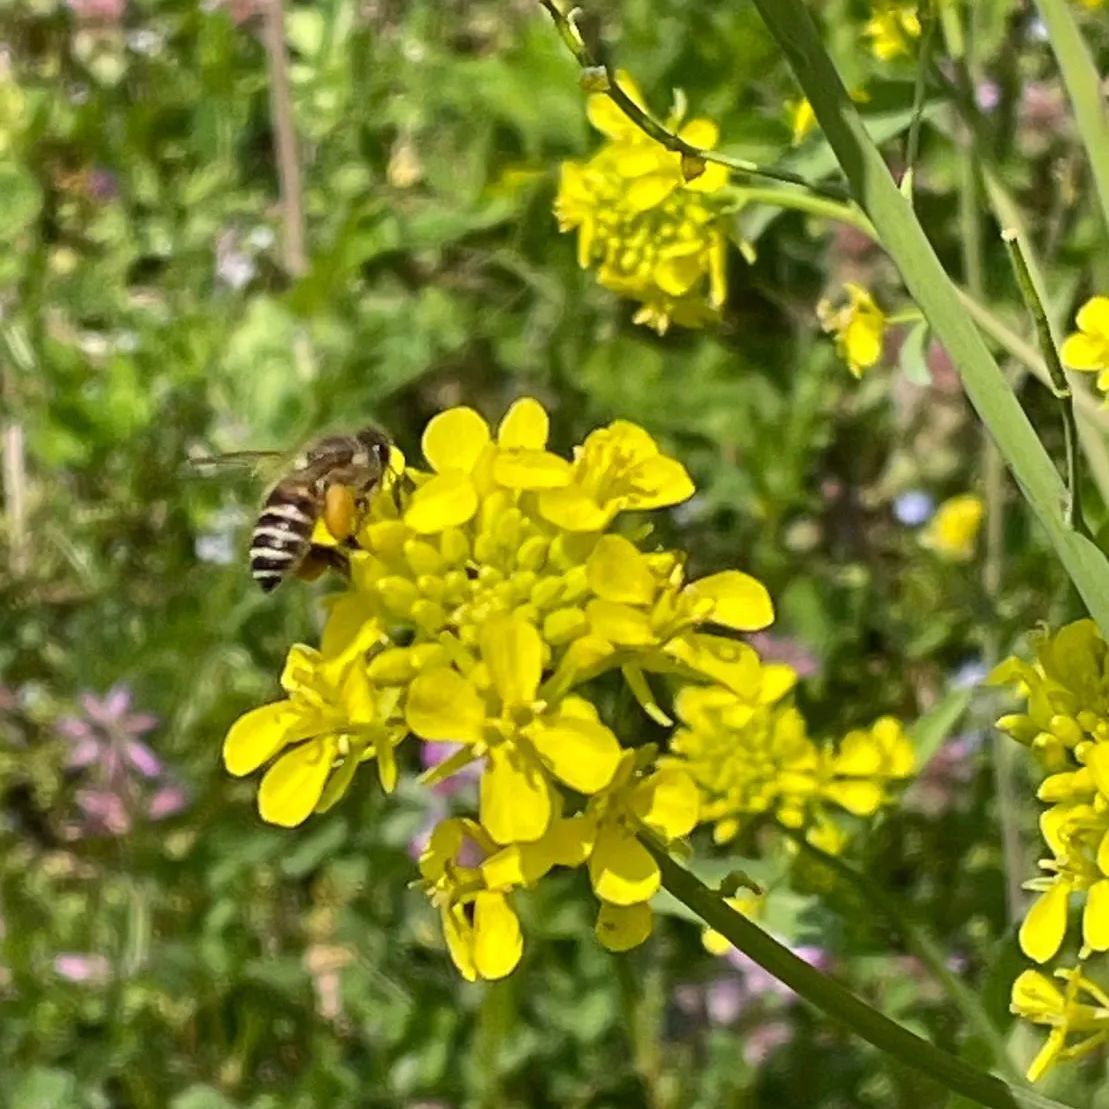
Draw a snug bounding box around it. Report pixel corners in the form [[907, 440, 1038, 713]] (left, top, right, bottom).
[[991, 619, 1109, 1077], [921, 493, 984, 563], [817, 284, 888, 379], [555, 73, 730, 335], [666, 680, 915, 854], [864, 2, 922, 61], [224, 399, 788, 980]]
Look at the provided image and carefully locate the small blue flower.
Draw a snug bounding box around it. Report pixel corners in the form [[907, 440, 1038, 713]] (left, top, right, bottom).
[[893, 490, 935, 527]]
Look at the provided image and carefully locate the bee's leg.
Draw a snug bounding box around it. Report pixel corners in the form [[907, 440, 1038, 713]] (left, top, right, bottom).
[[296, 544, 351, 582], [323, 482, 358, 541]]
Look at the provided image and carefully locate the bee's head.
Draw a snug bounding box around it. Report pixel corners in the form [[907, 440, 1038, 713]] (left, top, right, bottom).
[[356, 426, 393, 471]]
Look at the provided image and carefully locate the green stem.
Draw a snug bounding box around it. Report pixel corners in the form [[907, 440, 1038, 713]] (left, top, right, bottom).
[[535, 0, 849, 201], [726, 185, 874, 233], [646, 840, 1075, 1109], [752, 0, 1109, 635], [901, 0, 937, 200], [785, 830, 1022, 1083], [1032, 0, 1109, 239], [1002, 230, 1087, 537]]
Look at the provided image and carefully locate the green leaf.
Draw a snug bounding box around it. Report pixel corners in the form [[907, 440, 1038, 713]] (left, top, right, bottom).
[[0, 163, 43, 242], [898, 320, 931, 386], [908, 687, 973, 770]]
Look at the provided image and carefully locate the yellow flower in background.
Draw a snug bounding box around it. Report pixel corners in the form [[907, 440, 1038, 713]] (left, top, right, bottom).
[[1011, 966, 1109, 1080], [818, 284, 887, 378], [995, 618, 1109, 1076], [668, 681, 914, 850], [787, 97, 817, 145], [865, 2, 922, 61], [921, 493, 984, 561], [1061, 296, 1109, 393], [555, 71, 731, 334], [702, 889, 763, 956], [223, 643, 406, 827]]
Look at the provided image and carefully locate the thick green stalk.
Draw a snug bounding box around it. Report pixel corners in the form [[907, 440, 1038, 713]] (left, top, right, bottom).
[[751, 0, 1109, 634], [1032, 0, 1109, 238], [647, 841, 1075, 1109]]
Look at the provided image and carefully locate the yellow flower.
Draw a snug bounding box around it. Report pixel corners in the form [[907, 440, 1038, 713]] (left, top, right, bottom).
[[669, 683, 914, 850], [405, 613, 623, 845], [864, 3, 922, 61], [418, 818, 523, 981], [818, 284, 887, 378], [222, 397, 782, 980], [223, 643, 406, 827], [921, 493, 984, 562], [989, 620, 1109, 769], [555, 71, 730, 334], [1061, 296, 1109, 393], [787, 97, 817, 145], [1011, 966, 1109, 1080]]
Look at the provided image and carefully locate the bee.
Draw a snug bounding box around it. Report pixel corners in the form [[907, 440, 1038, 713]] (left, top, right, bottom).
[[193, 426, 393, 592]]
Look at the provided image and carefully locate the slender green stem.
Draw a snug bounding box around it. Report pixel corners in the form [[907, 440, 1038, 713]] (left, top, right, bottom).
[[646, 840, 1075, 1109], [784, 830, 1023, 1082], [1002, 230, 1087, 536], [752, 0, 1109, 634], [901, 0, 937, 200], [1032, 0, 1109, 238], [535, 0, 850, 201]]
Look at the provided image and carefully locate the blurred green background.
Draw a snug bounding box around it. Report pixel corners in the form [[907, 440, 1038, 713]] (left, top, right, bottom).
[[3, 0, 1108, 1105]]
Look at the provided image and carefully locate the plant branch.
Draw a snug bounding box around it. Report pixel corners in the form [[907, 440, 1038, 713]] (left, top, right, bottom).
[[784, 829, 1023, 1083], [646, 839, 1074, 1109], [1002, 229, 1086, 536], [261, 0, 308, 277], [751, 0, 1109, 635], [535, 0, 850, 201]]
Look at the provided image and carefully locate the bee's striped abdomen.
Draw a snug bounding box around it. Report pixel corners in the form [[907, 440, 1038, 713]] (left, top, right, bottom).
[[249, 481, 320, 592]]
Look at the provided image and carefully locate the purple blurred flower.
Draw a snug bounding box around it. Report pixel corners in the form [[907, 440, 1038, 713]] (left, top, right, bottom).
[[420, 741, 480, 797], [725, 943, 829, 999], [705, 976, 745, 1026], [65, 0, 125, 22], [56, 684, 187, 838], [906, 732, 980, 816], [975, 80, 1001, 113], [54, 953, 110, 984], [745, 633, 820, 680], [744, 1020, 792, 1066]]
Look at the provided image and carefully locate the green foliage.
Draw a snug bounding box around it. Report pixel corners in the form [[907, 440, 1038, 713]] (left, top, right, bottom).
[[2, 0, 1109, 1105]]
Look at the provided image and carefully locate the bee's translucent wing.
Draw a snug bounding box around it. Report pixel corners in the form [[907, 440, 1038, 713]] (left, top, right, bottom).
[[183, 449, 291, 484]]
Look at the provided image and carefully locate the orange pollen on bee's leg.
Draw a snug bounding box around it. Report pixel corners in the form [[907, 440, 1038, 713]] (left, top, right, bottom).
[[295, 551, 329, 582], [324, 483, 358, 540]]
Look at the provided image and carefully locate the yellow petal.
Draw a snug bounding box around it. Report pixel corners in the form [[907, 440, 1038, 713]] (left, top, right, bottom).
[[586, 599, 655, 645], [481, 745, 551, 844], [823, 779, 883, 815], [1061, 333, 1107, 371], [1084, 879, 1109, 951], [588, 825, 659, 905], [687, 571, 774, 632], [1019, 881, 1069, 964], [258, 737, 337, 827], [473, 891, 523, 979], [624, 455, 695, 510], [654, 252, 703, 297], [481, 613, 542, 708], [497, 397, 549, 449], [1076, 295, 1109, 337], [442, 902, 477, 982], [630, 769, 699, 838], [320, 595, 382, 659], [595, 902, 653, 952], [404, 472, 479, 534], [492, 448, 573, 490], [406, 669, 486, 744], [1010, 968, 1064, 1018], [586, 535, 657, 605], [528, 716, 623, 794], [279, 643, 324, 697], [677, 117, 719, 148], [626, 173, 679, 213], [223, 701, 301, 776], [422, 406, 490, 474], [538, 486, 613, 531]]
